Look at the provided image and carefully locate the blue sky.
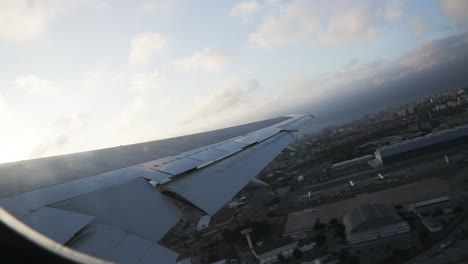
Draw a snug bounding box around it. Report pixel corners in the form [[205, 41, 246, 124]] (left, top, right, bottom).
[[0, 0, 467, 163]]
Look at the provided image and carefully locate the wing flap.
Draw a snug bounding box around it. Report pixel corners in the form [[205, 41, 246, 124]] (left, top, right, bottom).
[[51, 178, 182, 242], [22, 207, 94, 244], [165, 132, 295, 215]]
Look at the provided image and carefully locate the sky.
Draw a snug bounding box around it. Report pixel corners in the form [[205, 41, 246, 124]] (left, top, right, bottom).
[[0, 0, 468, 164]]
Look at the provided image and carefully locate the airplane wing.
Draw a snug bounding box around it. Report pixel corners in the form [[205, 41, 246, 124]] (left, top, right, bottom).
[[0, 114, 313, 264]]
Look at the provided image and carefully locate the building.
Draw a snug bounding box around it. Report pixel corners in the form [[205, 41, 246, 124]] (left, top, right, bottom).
[[407, 196, 454, 214], [211, 206, 236, 227], [374, 124, 468, 165], [283, 210, 318, 237], [254, 237, 298, 264], [408, 196, 456, 232], [330, 154, 373, 173], [196, 215, 211, 231], [343, 203, 410, 244]]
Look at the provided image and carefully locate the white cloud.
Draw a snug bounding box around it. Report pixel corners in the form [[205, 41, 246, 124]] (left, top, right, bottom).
[[0, 0, 103, 42], [54, 112, 89, 129], [440, 0, 468, 27], [29, 111, 90, 159], [129, 32, 169, 64], [411, 18, 431, 39], [110, 97, 147, 133], [13, 75, 58, 95], [138, 0, 173, 13], [173, 48, 231, 72], [0, 0, 65, 41], [179, 78, 249, 125], [249, 0, 406, 48], [230, 0, 261, 24], [378, 0, 405, 21], [318, 6, 376, 45], [248, 77, 261, 90], [0, 92, 7, 118], [131, 69, 166, 92], [248, 0, 321, 49]]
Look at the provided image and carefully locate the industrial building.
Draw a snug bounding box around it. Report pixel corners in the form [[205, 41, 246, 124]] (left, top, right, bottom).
[[255, 237, 298, 264], [330, 154, 373, 173], [343, 203, 410, 244], [408, 196, 456, 232], [374, 124, 468, 165]]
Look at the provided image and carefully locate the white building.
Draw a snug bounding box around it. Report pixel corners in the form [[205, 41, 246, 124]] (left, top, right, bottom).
[[196, 215, 211, 231]]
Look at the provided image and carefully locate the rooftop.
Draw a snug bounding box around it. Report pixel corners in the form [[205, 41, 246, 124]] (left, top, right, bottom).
[[376, 124, 468, 154], [343, 203, 404, 234], [408, 196, 451, 209], [211, 207, 236, 226], [255, 237, 297, 255]]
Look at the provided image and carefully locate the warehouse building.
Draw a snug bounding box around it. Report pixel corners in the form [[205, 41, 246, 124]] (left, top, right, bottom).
[[374, 124, 468, 165], [408, 196, 456, 232], [330, 154, 374, 174], [255, 237, 298, 264], [343, 203, 410, 244]]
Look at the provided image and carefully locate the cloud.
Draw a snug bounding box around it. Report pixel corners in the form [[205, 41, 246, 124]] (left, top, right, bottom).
[[249, 0, 406, 48], [345, 58, 359, 68], [317, 6, 376, 45], [190, 32, 468, 135], [12, 75, 58, 95], [0, 92, 7, 118], [230, 0, 261, 24], [109, 98, 148, 133], [179, 78, 250, 125], [273, 32, 468, 121], [0, 0, 103, 42], [130, 69, 166, 92], [129, 32, 169, 64], [248, 77, 261, 90], [29, 112, 90, 159], [440, 0, 468, 27], [248, 0, 321, 49], [173, 48, 231, 72], [54, 112, 90, 129], [138, 0, 173, 13], [410, 18, 431, 39], [0, 0, 65, 41], [378, 0, 405, 21]]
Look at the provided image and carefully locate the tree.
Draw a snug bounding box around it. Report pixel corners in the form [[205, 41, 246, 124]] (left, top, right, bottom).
[[314, 233, 326, 245], [345, 255, 360, 264], [277, 254, 288, 264], [193, 231, 201, 239], [334, 223, 346, 239], [338, 248, 350, 262], [207, 254, 220, 263], [314, 218, 325, 231]]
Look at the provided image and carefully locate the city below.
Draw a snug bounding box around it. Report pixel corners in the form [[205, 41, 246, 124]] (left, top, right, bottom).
[[167, 85, 468, 264]]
